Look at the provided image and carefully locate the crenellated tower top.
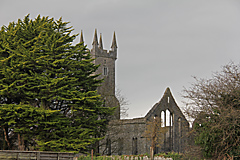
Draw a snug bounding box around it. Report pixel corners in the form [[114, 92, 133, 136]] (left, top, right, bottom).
[[79, 29, 117, 59], [88, 29, 117, 60]]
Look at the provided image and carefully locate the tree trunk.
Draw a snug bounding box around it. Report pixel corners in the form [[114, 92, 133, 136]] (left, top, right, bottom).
[[150, 146, 154, 160], [18, 133, 24, 151], [3, 127, 10, 149], [18, 133, 21, 150]]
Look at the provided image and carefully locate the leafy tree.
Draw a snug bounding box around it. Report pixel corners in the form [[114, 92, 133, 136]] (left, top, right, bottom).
[[0, 14, 114, 152], [183, 62, 240, 159], [142, 117, 167, 160]]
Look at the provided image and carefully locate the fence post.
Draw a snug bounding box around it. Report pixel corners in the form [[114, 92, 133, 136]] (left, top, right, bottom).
[[37, 152, 40, 160]]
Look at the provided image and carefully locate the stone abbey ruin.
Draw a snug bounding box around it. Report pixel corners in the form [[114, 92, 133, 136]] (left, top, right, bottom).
[[82, 30, 189, 155]]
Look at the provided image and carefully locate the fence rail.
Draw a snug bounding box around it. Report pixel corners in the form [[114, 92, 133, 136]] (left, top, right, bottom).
[[0, 150, 74, 160]]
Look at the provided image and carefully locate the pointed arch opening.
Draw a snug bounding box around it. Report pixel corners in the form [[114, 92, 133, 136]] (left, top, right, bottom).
[[166, 109, 170, 126], [132, 137, 138, 155], [178, 117, 182, 152], [161, 111, 165, 127]]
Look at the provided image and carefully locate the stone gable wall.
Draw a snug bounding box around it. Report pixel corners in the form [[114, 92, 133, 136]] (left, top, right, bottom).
[[100, 88, 189, 155]]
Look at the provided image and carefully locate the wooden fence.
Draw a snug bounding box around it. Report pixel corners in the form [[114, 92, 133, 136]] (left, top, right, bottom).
[[0, 150, 75, 160]]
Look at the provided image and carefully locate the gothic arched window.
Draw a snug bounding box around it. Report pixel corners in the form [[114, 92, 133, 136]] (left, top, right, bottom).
[[104, 67, 108, 75]]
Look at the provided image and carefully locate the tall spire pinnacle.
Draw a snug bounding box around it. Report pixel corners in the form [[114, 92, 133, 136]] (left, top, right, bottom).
[[99, 33, 103, 49], [80, 30, 84, 44], [92, 29, 98, 46], [111, 31, 117, 49]]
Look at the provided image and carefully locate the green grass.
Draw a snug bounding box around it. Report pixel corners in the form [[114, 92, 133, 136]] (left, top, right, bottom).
[[78, 155, 118, 160], [77, 152, 184, 160]]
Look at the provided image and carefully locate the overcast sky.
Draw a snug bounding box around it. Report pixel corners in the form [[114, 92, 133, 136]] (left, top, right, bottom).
[[1, 0, 240, 119]]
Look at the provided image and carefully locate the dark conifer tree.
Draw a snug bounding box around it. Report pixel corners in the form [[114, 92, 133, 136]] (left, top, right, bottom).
[[0, 15, 114, 152]]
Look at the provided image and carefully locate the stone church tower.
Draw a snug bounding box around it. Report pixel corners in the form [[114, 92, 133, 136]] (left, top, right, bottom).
[[80, 30, 120, 119]]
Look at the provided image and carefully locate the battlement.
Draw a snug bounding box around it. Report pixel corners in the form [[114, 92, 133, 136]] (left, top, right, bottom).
[[80, 29, 117, 60], [92, 47, 117, 60]]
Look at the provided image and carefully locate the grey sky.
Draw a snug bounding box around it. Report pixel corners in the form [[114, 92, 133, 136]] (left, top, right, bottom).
[[1, 0, 240, 119]]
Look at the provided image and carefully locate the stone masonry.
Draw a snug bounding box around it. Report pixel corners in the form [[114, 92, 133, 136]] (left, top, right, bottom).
[[81, 29, 120, 119], [99, 88, 189, 155], [82, 30, 189, 155]]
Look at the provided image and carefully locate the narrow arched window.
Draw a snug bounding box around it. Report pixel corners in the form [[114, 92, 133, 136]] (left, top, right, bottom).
[[178, 118, 182, 152], [104, 67, 108, 75], [132, 137, 138, 155], [118, 138, 123, 155], [166, 109, 170, 126], [161, 111, 165, 127], [106, 138, 111, 155]]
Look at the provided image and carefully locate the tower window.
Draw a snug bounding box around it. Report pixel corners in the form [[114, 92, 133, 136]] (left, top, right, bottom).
[[104, 67, 108, 75]]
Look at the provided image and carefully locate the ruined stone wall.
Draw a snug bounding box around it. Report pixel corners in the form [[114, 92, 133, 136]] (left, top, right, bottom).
[[101, 88, 190, 155], [145, 88, 189, 153], [100, 118, 149, 155]]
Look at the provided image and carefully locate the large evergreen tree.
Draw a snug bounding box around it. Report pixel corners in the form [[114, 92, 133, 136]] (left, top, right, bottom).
[[0, 15, 114, 152]]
